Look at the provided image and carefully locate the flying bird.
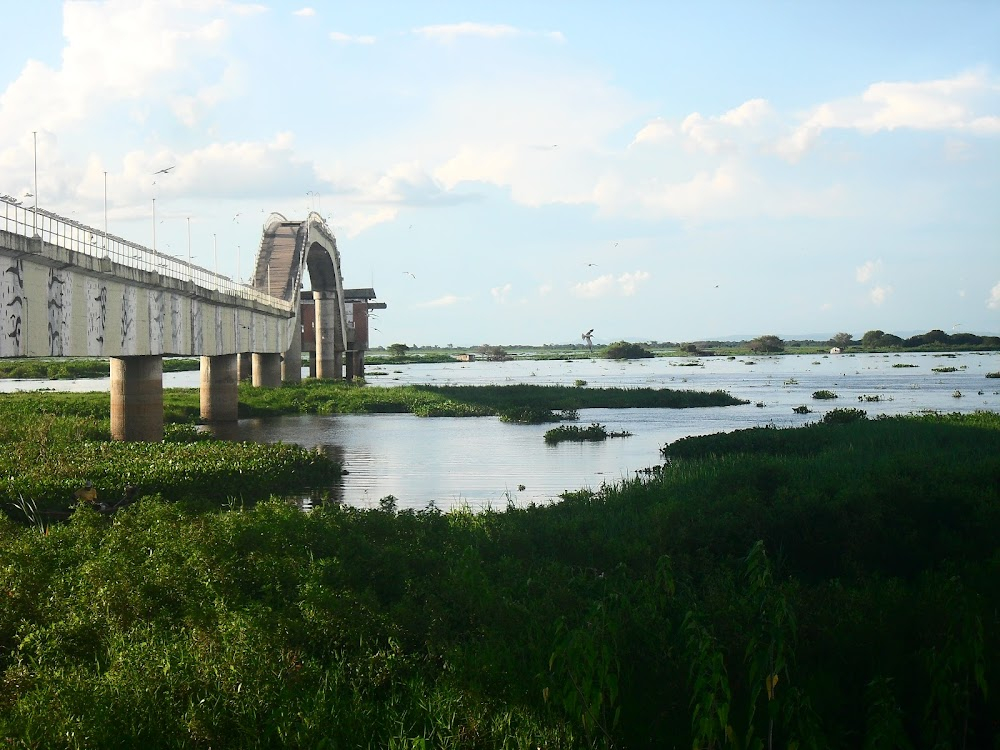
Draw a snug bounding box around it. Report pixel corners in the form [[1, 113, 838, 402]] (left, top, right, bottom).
[[582, 329, 594, 352], [586, 262, 598, 267], [403, 271, 416, 279], [152, 166, 175, 175]]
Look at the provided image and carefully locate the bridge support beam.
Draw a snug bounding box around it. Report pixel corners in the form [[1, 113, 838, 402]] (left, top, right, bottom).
[[110, 355, 163, 442], [314, 290, 342, 380], [200, 354, 239, 422], [238, 352, 253, 381], [282, 318, 302, 384], [252, 353, 282, 388]]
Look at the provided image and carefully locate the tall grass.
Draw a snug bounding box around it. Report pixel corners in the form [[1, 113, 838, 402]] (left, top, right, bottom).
[[1, 411, 998, 746]]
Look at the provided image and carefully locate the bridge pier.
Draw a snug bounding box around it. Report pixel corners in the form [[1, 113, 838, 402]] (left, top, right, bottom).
[[282, 319, 302, 383], [200, 354, 239, 422], [238, 352, 253, 381], [252, 353, 282, 388], [110, 355, 164, 442], [314, 290, 342, 380]]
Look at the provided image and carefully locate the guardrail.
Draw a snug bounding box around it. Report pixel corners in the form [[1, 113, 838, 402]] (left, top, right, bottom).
[[0, 196, 293, 313]]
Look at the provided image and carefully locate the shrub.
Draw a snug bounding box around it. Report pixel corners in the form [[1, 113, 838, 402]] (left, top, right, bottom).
[[820, 408, 868, 424], [812, 390, 838, 400], [602, 341, 654, 360]]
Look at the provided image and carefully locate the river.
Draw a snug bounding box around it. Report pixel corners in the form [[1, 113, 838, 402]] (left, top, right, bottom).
[[3, 351, 999, 511]]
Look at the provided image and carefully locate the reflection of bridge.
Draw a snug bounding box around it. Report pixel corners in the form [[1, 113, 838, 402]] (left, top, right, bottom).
[[0, 197, 382, 441]]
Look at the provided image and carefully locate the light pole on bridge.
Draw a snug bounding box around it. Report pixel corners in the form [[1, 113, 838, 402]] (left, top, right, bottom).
[[32, 131, 38, 237]]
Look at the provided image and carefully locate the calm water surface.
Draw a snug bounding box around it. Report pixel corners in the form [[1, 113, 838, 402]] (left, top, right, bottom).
[[4, 352, 999, 510]]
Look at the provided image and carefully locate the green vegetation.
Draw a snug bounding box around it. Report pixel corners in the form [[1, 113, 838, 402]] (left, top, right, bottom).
[[811, 390, 838, 400], [0, 396, 341, 517], [602, 341, 654, 359], [233, 381, 748, 422], [988, 372, 1000, 379], [932, 366, 959, 373], [2, 412, 998, 746], [0, 358, 199, 380], [543, 423, 632, 444], [749, 334, 786, 353]]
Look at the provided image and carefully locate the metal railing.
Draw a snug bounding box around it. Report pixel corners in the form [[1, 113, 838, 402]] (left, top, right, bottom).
[[0, 196, 293, 313]]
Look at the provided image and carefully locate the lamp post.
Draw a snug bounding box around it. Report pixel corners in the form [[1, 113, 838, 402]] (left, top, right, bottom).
[[32, 131, 38, 237], [187, 217, 192, 282], [103, 171, 108, 254], [152, 198, 156, 253]]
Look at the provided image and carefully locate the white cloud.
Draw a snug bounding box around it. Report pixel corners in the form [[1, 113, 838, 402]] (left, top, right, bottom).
[[618, 270, 650, 296], [413, 22, 520, 42], [330, 31, 376, 44], [870, 285, 893, 305], [491, 283, 512, 303], [988, 282, 1000, 310], [294, 8, 316, 17], [856, 259, 882, 284], [417, 295, 468, 308], [572, 271, 650, 299], [779, 70, 1000, 160]]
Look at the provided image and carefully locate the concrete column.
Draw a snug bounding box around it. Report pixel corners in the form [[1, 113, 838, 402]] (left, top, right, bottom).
[[354, 350, 366, 379], [308, 351, 317, 378], [252, 352, 282, 388], [238, 352, 253, 381], [110, 355, 163, 442], [314, 290, 342, 380], [200, 354, 239, 422], [345, 350, 355, 381], [282, 314, 303, 384]]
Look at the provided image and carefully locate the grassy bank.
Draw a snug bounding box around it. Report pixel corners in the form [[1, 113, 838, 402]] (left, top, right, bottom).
[[0, 358, 200, 380], [1, 411, 998, 746]]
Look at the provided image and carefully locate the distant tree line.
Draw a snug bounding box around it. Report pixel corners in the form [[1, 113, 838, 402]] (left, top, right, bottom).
[[861, 329, 1000, 350]]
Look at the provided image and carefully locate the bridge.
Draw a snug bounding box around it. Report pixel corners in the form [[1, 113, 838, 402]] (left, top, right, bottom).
[[0, 196, 381, 441]]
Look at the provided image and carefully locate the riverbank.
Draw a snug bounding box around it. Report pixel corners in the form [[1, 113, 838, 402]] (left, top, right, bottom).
[[1, 410, 997, 746]]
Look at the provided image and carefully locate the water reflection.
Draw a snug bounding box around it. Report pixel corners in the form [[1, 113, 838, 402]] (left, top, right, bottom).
[[205, 352, 1000, 512], [6, 352, 1000, 512]]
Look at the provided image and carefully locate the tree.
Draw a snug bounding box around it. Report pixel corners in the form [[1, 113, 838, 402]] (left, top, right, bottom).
[[387, 343, 410, 357], [861, 330, 885, 349], [829, 332, 854, 349], [477, 345, 509, 361], [748, 335, 785, 353]]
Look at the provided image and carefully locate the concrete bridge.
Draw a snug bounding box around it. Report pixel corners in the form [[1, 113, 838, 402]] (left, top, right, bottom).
[[0, 196, 381, 441]]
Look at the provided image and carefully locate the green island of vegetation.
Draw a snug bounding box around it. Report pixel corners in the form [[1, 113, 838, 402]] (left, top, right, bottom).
[[543, 423, 632, 444], [1, 404, 998, 747]]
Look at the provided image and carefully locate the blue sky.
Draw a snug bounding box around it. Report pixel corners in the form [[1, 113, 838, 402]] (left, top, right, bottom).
[[1, 1, 998, 347]]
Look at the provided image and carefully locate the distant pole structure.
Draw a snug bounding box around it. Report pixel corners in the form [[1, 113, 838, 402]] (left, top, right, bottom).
[[32, 130, 38, 236], [103, 171, 108, 253], [213, 233, 218, 289], [187, 217, 192, 281]]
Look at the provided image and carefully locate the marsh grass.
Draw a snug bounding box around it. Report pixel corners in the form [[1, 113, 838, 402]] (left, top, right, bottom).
[[543, 423, 632, 444], [1, 411, 998, 746]]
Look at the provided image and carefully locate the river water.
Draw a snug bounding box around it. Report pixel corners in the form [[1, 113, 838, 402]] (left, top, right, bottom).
[[3, 352, 999, 511]]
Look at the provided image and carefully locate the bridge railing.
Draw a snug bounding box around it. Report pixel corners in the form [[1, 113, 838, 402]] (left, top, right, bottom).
[[0, 196, 293, 313]]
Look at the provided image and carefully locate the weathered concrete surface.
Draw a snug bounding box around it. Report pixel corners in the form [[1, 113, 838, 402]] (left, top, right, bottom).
[[110, 355, 163, 441], [200, 354, 239, 422], [252, 352, 282, 388]]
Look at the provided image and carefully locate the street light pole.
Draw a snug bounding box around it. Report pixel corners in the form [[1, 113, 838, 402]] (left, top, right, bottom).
[[32, 131, 38, 236], [152, 198, 156, 253], [103, 171, 108, 253], [187, 217, 192, 281]]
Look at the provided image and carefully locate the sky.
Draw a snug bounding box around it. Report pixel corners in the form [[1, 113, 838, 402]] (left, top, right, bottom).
[[1, 1, 998, 348]]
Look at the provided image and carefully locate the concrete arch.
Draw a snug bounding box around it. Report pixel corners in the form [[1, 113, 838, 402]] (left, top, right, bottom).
[[251, 212, 349, 379]]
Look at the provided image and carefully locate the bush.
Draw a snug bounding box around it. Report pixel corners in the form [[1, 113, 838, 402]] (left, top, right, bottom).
[[812, 390, 838, 400], [820, 408, 868, 424], [602, 341, 654, 360]]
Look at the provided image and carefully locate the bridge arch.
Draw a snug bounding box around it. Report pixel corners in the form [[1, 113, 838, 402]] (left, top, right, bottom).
[[250, 212, 349, 380]]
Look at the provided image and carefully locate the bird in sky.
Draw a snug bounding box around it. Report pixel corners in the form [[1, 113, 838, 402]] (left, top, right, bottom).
[[587, 262, 598, 267], [582, 329, 594, 352], [233, 212, 241, 222], [152, 166, 175, 175], [403, 271, 416, 279]]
